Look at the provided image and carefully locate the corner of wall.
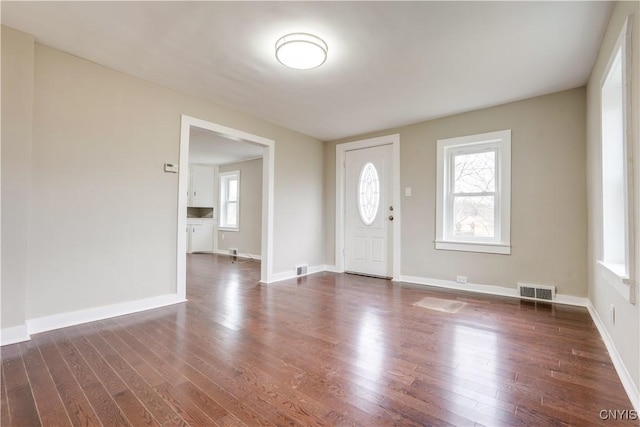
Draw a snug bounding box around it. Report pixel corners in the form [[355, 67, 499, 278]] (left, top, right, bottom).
[[1, 24, 35, 334]]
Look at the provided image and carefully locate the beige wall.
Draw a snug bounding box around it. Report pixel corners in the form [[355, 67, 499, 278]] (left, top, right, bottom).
[[1, 27, 34, 330], [326, 88, 587, 296], [586, 1, 640, 395], [218, 158, 262, 256], [1, 34, 324, 322]]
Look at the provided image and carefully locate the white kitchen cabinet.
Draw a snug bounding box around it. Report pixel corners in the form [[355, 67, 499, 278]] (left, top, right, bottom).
[[188, 165, 215, 208], [187, 220, 215, 253]]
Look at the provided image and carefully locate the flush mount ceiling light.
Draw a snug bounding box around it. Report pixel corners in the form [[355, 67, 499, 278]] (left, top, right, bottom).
[[275, 33, 328, 70]]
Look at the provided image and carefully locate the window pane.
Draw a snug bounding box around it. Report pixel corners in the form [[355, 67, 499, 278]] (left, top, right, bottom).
[[453, 196, 495, 238], [228, 179, 238, 202], [227, 202, 237, 227], [601, 47, 626, 266], [358, 162, 380, 225], [454, 151, 496, 193]]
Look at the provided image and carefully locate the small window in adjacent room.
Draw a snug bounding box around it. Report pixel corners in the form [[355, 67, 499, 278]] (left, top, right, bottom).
[[435, 129, 511, 254], [599, 16, 633, 302], [219, 170, 240, 230]]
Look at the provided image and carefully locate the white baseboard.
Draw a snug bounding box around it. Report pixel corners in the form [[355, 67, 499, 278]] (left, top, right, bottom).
[[323, 265, 342, 273], [266, 264, 325, 284], [26, 294, 187, 336], [213, 249, 262, 260], [587, 302, 640, 412], [398, 275, 589, 307], [1, 324, 30, 346]]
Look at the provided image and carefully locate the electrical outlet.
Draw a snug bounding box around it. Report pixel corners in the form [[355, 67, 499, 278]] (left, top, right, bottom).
[[221, 233, 225, 240], [610, 304, 616, 325], [456, 275, 467, 284]]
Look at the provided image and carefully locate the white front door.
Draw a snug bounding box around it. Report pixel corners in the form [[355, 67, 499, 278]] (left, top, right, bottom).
[[344, 144, 393, 277]]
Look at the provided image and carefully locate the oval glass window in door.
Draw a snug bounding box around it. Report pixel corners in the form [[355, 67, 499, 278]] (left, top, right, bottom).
[[358, 162, 380, 225]]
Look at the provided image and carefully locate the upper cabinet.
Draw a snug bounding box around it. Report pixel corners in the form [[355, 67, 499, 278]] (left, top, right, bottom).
[[188, 165, 215, 208]]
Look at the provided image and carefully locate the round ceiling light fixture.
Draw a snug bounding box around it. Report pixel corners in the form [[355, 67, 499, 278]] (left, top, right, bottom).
[[275, 33, 328, 70]]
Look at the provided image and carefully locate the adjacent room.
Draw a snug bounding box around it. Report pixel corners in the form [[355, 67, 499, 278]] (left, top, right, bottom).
[[1, 1, 639, 425]]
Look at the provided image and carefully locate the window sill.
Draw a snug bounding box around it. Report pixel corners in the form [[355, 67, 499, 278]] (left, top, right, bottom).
[[434, 240, 511, 255], [219, 227, 239, 232], [597, 260, 634, 303]]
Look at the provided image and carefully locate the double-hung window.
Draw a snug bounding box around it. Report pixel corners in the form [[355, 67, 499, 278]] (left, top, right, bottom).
[[436, 129, 511, 254], [219, 170, 240, 230], [598, 16, 634, 303]]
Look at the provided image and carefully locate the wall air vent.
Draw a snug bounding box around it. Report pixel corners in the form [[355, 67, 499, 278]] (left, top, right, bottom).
[[296, 264, 308, 276], [517, 282, 556, 301]]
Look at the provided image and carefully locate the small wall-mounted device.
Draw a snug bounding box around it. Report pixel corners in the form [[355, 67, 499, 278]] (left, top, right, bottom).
[[164, 163, 179, 173]]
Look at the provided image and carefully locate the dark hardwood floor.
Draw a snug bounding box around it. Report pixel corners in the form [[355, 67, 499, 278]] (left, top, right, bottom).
[[1, 253, 636, 426]]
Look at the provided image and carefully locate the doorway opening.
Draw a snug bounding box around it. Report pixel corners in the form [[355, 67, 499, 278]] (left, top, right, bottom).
[[177, 115, 274, 300]]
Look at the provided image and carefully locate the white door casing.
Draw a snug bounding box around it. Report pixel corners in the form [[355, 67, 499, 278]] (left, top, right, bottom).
[[345, 144, 393, 277], [177, 115, 274, 299]]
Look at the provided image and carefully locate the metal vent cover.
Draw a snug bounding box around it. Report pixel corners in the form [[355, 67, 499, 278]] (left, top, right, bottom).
[[535, 288, 554, 301], [519, 286, 536, 299], [517, 283, 555, 301], [296, 265, 308, 276]]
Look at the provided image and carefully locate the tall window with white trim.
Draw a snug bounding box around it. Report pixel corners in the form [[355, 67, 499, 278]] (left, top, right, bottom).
[[599, 16, 633, 300], [219, 170, 240, 230], [436, 130, 511, 254]]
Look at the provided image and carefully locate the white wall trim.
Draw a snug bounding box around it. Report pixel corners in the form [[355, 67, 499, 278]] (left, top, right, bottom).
[[399, 275, 589, 307], [26, 294, 186, 336], [587, 302, 640, 412], [1, 324, 30, 346], [212, 249, 262, 260], [435, 130, 512, 255], [178, 115, 275, 291], [335, 134, 402, 280], [323, 265, 342, 273], [265, 264, 325, 284], [597, 260, 636, 303]]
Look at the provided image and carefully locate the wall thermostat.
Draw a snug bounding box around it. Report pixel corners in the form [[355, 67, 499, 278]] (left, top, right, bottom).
[[164, 163, 178, 173]]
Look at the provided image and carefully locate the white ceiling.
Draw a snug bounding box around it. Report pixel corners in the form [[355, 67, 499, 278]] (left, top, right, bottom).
[[2, 1, 613, 141], [189, 126, 263, 165]]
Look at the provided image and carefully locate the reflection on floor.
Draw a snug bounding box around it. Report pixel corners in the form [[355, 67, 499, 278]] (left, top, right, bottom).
[[1, 253, 635, 426]]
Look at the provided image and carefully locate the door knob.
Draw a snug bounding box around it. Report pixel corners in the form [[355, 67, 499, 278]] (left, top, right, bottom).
[[388, 215, 394, 221]]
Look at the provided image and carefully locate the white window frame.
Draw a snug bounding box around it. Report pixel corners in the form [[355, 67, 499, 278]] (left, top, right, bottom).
[[597, 16, 635, 304], [219, 170, 240, 231], [435, 129, 511, 255]]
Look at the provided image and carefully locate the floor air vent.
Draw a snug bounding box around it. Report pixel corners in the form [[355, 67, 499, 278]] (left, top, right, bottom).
[[517, 283, 556, 301]]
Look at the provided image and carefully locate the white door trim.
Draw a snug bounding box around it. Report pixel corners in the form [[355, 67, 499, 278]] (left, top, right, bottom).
[[177, 115, 274, 299], [335, 134, 401, 280]]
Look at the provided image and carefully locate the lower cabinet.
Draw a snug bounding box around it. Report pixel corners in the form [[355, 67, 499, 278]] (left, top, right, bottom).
[[187, 221, 214, 253]]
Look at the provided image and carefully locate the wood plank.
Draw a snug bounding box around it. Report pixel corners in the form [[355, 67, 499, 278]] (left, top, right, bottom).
[[1, 368, 11, 425], [54, 336, 130, 426], [79, 327, 181, 425], [35, 336, 102, 427], [65, 331, 160, 427], [1, 344, 41, 427], [19, 340, 72, 427], [1, 253, 635, 426]]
